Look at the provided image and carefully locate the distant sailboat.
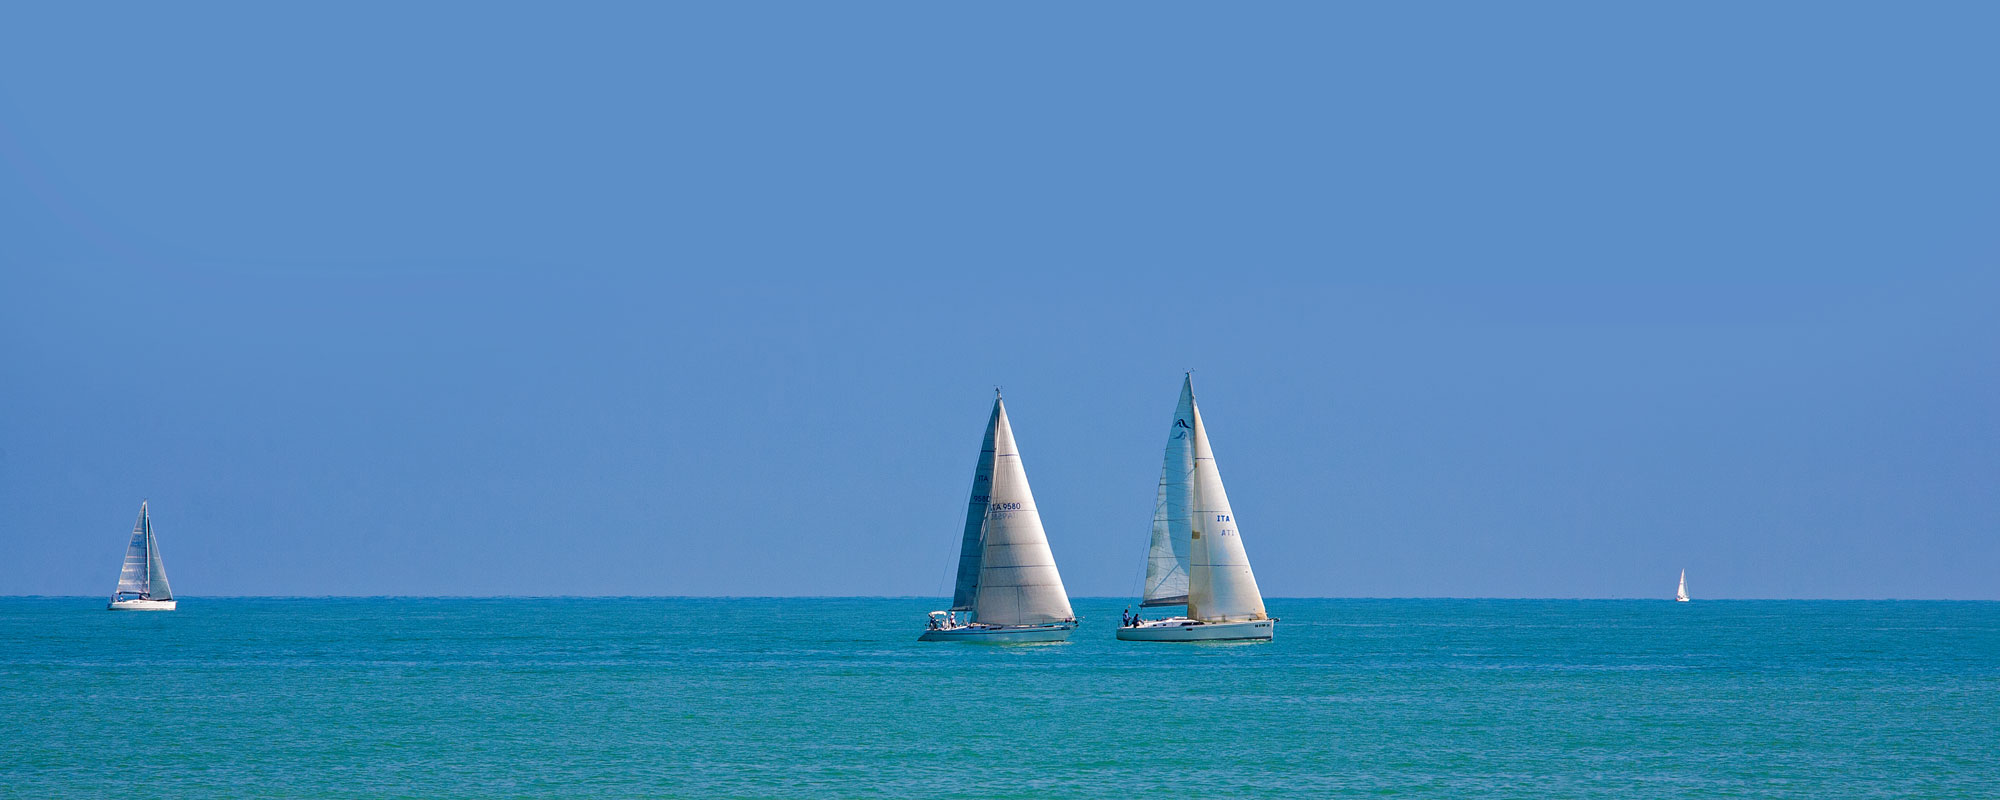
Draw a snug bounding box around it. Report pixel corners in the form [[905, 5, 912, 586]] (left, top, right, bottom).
[[920, 391, 1078, 642], [1118, 375, 1275, 642], [108, 501, 176, 611], [1676, 569, 1689, 602]]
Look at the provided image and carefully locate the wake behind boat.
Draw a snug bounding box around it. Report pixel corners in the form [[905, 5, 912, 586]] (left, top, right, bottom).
[[108, 501, 176, 611], [1118, 375, 1274, 642], [920, 391, 1078, 643]]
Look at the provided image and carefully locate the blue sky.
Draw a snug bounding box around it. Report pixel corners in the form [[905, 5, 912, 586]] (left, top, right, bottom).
[[3, 4, 1994, 598]]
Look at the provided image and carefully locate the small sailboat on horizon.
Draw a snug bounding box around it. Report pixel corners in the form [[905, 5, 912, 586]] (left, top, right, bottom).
[[1118, 375, 1275, 642], [108, 501, 176, 611], [1676, 569, 1689, 602], [920, 391, 1078, 643]]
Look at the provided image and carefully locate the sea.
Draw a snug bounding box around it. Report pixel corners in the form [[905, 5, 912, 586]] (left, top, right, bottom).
[[3, 598, 1995, 798]]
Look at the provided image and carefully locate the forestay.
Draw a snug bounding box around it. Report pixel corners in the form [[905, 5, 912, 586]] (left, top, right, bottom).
[[1142, 377, 1195, 607], [1186, 398, 1266, 623], [971, 398, 1075, 626]]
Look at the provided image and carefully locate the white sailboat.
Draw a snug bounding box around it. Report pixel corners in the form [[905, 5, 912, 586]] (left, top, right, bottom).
[[1675, 569, 1689, 602], [108, 501, 176, 611], [921, 392, 1078, 642], [1118, 375, 1275, 642]]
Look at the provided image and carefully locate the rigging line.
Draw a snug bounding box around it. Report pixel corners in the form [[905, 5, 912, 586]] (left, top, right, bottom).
[[1128, 480, 1161, 604], [1127, 536, 1150, 604], [933, 525, 956, 604], [934, 491, 971, 605]]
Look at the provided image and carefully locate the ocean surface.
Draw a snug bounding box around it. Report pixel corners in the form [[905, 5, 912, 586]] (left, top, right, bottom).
[[3, 598, 1995, 798]]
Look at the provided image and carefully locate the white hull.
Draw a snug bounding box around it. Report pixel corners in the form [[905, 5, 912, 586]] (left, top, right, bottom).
[[919, 622, 1076, 643], [108, 598, 176, 611], [1676, 597, 1690, 603], [1116, 617, 1274, 641]]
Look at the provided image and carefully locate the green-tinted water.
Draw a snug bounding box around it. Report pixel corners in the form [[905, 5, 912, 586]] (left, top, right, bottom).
[[4, 598, 1995, 798]]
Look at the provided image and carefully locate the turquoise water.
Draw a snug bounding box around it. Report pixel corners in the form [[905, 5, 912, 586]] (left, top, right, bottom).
[[4, 598, 1996, 798]]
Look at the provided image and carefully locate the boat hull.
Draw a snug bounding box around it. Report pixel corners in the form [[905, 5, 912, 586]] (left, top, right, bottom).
[[918, 622, 1076, 643], [108, 599, 176, 611], [1116, 617, 1273, 641]]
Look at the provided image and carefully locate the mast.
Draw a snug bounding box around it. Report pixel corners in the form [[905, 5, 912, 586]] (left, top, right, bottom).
[[970, 397, 1075, 625], [949, 395, 1002, 612], [1185, 387, 1268, 623]]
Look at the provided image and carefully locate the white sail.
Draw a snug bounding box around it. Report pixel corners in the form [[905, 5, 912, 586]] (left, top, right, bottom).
[[115, 508, 150, 596], [1677, 569, 1688, 602], [115, 502, 171, 600], [949, 400, 1002, 611], [971, 397, 1075, 626], [147, 520, 173, 601], [1186, 393, 1267, 623], [1142, 377, 1195, 607]]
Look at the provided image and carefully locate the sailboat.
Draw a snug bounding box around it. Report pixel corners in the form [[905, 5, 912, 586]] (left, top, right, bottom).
[[1118, 375, 1275, 642], [920, 391, 1078, 642], [108, 501, 176, 611], [1676, 569, 1689, 602]]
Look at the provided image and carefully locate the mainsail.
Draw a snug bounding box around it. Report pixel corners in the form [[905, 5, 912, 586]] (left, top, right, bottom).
[[1185, 392, 1266, 623], [970, 397, 1075, 625], [1142, 376, 1195, 607], [1677, 569, 1688, 601], [949, 399, 1002, 611], [115, 502, 172, 601]]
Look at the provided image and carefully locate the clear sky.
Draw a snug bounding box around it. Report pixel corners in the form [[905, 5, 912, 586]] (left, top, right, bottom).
[[3, 4, 1995, 599]]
